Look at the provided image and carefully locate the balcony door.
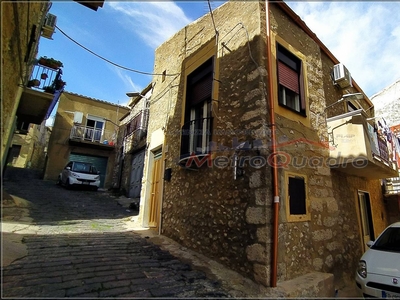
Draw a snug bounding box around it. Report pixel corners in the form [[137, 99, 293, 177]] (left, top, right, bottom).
[[85, 115, 104, 142], [358, 191, 375, 252]]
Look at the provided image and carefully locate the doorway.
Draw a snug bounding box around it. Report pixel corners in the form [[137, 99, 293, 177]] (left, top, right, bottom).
[[148, 149, 163, 230], [128, 150, 145, 199], [358, 191, 375, 252]]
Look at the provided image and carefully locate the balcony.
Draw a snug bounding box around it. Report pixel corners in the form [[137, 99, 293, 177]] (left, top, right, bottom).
[[383, 177, 400, 196], [327, 110, 398, 179], [123, 109, 148, 154], [69, 125, 116, 150], [17, 59, 65, 124]]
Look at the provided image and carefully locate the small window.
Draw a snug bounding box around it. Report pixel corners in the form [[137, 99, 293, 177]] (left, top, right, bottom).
[[347, 101, 358, 112], [277, 44, 306, 116], [16, 119, 30, 133], [162, 70, 166, 82], [286, 172, 309, 222]]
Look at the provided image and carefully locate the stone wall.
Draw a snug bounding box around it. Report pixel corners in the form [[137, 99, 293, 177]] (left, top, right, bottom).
[[145, 0, 384, 289], [270, 3, 380, 289], [1, 1, 49, 171], [149, 1, 273, 285]]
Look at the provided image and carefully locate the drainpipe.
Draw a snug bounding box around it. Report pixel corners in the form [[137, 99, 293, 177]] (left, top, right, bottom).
[[265, 0, 280, 287]]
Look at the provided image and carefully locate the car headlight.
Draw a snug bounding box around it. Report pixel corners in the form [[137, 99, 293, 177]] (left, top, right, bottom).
[[357, 260, 367, 278], [94, 175, 100, 180], [71, 172, 80, 178]]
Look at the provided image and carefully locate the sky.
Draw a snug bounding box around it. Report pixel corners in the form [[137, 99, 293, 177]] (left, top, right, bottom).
[[40, 1, 400, 126]]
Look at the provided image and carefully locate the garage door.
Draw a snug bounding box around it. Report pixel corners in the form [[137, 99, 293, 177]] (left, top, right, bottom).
[[69, 153, 108, 188], [128, 150, 145, 199]]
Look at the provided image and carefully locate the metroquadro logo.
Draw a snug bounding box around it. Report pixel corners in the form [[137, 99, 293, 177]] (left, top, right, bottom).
[[179, 137, 368, 169]]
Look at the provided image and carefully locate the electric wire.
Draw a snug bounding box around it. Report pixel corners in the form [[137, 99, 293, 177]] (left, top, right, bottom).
[[207, 0, 218, 36], [55, 25, 180, 77]]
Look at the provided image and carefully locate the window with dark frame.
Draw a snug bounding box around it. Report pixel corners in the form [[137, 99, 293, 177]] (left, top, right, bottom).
[[347, 101, 358, 112], [288, 175, 307, 215], [181, 57, 213, 158], [277, 43, 306, 116]]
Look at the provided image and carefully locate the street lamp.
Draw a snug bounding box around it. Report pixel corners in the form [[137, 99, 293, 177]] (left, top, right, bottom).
[[324, 92, 364, 111], [316, 92, 365, 126], [126, 92, 150, 109]]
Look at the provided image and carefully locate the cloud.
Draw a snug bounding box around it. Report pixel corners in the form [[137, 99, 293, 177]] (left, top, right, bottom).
[[110, 66, 143, 106], [287, 2, 400, 97], [107, 1, 192, 49]]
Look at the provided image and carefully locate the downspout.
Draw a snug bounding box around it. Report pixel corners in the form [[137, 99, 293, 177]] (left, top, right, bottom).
[[265, 0, 280, 287]]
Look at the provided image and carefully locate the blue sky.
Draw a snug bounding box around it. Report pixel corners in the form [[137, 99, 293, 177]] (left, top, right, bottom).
[[40, 1, 400, 126]]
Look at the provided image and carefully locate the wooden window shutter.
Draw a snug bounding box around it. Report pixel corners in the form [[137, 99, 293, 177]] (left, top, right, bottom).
[[299, 63, 305, 110], [190, 72, 212, 106], [278, 61, 299, 94]]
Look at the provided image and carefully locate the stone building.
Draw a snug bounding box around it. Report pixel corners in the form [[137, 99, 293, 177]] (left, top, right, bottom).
[[1, 0, 102, 176], [6, 121, 51, 171], [112, 84, 152, 199], [44, 92, 129, 189], [1, 1, 51, 174], [130, 0, 398, 295]]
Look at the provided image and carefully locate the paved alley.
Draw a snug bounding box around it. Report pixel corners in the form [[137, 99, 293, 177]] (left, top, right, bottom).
[[2, 167, 232, 298]]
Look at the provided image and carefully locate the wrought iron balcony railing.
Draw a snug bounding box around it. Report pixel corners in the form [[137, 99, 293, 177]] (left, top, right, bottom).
[[27, 61, 66, 94], [70, 125, 117, 146], [383, 177, 400, 196]]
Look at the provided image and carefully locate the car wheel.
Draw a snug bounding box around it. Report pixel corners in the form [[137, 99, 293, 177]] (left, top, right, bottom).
[[92, 186, 98, 191], [65, 179, 71, 189]]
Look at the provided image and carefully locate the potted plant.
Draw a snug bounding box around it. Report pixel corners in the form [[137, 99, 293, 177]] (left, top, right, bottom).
[[38, 56, 63, 69], [27, 79, 40, 87], [55, 79, 66, 90], [43, 86, 55, 94]]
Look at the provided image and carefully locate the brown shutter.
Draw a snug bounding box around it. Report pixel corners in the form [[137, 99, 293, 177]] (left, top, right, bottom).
[[278, 61, 299, 94], [190, 73, 212, 106], [299, 63, 305, 110]]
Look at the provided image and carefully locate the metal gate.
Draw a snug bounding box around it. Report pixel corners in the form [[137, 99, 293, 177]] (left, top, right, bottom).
[[128, 150, 145, 199], [69, 153, 108, 188]]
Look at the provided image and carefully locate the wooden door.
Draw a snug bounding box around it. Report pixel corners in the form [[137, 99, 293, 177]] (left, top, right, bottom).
[[148, 151, 162, 229], [128, 150, 145, 199]]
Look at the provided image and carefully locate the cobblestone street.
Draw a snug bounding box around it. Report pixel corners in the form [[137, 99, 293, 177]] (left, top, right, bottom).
[[2, 168, 232, 298]]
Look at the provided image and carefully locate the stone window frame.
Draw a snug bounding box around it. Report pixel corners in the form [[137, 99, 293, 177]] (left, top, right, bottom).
[[284, 171, 311, 222]]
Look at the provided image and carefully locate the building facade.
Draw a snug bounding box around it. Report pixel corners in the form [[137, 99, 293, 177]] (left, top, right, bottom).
[[370, 79, 400, 224], [1, 0, 103, 176], [130, 1, 399, 291], [6, 121, 51, 171], [1, 1, 51, 174], [112, 84, 152, 199], [44, 92, 129, 188]]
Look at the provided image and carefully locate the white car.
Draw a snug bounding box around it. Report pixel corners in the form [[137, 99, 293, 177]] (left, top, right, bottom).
[[57, 161, 101, 191], [355, 222, 400, 298]]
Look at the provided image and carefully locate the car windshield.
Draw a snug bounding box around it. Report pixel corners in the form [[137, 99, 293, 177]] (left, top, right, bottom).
[[72, 162, 98, 174], [371, 227, 400, 252]]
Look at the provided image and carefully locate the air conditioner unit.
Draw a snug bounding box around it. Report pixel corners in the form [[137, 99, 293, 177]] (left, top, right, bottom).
[[41, 13, 57, 39], [333, 63, 352, 88]]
